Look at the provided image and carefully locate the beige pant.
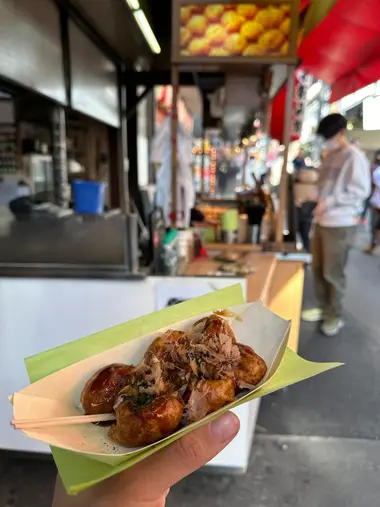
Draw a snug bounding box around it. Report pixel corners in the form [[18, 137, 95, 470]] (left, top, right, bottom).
[[311, 224, 357, 318]]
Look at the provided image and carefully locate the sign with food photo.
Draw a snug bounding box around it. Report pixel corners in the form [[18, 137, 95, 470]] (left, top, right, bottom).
[[179, 3, 292, 58]]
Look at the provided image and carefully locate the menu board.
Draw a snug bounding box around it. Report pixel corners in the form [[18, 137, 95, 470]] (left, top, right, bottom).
[[179, 3, 292, 58]]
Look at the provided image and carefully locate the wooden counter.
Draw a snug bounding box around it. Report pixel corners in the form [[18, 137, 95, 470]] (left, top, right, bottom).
[[186, 251, 304, 353], [204, 243, 262, 253], [184, 252, 277, 306], [268, 261, 304, 353]]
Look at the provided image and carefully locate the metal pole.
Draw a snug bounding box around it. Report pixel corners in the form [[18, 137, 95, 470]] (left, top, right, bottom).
[[200, 131, 206, 198], [275, 65, 296, 246], [51, 106, 68, 207], [171, 64, 179, 228], [118, 66, 129, 214], [242, 148, 248, 187], [119, 66, 139, 273]]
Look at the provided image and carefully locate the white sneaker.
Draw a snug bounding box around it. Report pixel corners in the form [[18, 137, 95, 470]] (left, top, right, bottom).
[[321, 317, 345, 336], [301, 308, 324, 322]]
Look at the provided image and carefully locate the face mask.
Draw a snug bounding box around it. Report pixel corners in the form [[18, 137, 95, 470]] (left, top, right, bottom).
[[323, 138, 340, 151]]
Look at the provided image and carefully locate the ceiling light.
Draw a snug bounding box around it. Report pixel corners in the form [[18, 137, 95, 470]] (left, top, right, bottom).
[[133, 9, 161, 54], [126, 0, 140, 10]]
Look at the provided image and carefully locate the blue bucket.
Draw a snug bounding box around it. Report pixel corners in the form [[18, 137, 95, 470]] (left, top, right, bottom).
[[72, 180, 106, 215]]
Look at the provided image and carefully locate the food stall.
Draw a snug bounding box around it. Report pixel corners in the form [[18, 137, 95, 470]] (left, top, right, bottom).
[[0, 0, 305, 476], [170, 0, 301, 251]]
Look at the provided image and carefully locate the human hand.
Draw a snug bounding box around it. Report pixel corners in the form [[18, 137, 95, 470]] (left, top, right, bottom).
[[52, 411, 240, 507], [313, 199, 327, 217]]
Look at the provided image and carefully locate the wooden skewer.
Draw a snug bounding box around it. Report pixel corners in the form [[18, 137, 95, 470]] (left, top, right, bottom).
[[12, 413, 116, 430]]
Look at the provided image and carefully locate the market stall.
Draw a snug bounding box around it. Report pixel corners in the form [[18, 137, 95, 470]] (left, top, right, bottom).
[[171, 0, 300, 250], [0, 0, 306, 478]]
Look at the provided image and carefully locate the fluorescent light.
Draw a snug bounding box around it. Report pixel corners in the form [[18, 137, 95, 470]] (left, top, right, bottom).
[[126, 0, 140, 10], [133, 9, 161, 54]]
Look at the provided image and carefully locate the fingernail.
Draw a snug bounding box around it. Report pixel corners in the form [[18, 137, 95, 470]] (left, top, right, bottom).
[[210, 412, 239, 443]]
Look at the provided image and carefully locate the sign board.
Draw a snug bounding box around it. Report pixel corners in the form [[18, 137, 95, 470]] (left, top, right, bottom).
[[172, 0, 300, 65], [363, 96, 380, 131]]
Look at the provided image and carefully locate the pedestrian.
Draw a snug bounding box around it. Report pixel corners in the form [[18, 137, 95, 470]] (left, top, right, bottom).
[[294, 168, 318, 252], [293, 148, 306, 173], [367, 161, 380, 253], [302, 114, 371, 336], [363, 150, 380, 253]]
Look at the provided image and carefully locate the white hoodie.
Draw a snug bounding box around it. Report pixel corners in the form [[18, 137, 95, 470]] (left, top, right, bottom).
[[316, 145, 371, 227]]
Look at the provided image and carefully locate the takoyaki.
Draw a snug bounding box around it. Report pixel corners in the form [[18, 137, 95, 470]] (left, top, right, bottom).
[[109, 393, 184, 447], [233, 344, 267, 388], [80, 363, 133, 415]]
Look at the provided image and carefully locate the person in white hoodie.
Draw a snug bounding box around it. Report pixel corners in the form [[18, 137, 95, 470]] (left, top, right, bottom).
[[302, 114, 371, 336]]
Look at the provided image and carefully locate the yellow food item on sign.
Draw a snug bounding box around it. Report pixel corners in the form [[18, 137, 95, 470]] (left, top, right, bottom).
[[280, 17, 291, 36], [209, 47, 230, 56], [206, 24, 227, 46], [204, 4, 224, 22], [240, 20, 264, 42], [280, 41, 289, 55], [187, 15, 207, 36], [180, 27, 191, 48], [180, 7, 192, 24], [236, 4, 259, 19], [267, 6, 285, 27], [188, 38, 210, 55], [221, 11, 245, 33], [243, 44, 265, 56], [224, 33, 248, 55], [254, 7, 279, 29], [258, 29, 285, 52]]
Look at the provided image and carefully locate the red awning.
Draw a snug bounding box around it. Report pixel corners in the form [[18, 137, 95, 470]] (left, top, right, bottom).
[[299, 0, 380, 101], [270, 0, 380, 141]]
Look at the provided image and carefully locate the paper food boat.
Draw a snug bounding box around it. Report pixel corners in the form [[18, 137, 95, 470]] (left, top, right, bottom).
[[12, 301, 290, 465], [10, 284, 342, 495]]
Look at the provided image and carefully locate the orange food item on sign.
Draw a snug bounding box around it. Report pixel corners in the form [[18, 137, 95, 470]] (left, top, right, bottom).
[[209, 47, 230, 56], [221, 11, 245, 33], [206, 24, 227, 46], [224, 33, 248, 55], [188, 38, 210, 55], [236, 4, 259, 19], [204, 4, 224, 22], [243, 44, 265, 56], [279, 17, 291, 36], [240, 20, 264, 42], [180, 27, 191, 48], [187, 15, 207, 36], [258, 29, 285, 52], [180, 7, 192, 24]]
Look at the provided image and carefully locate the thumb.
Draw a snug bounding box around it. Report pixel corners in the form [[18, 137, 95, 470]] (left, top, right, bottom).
[[120, 411, 240, 501]]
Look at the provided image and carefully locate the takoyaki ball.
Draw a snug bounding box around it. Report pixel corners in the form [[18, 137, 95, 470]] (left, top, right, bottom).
[[187, 378, 235, 422], [180, 6, 192, 24], [202, 315, 236, 343], [81, 363, 133, 415], [233, 344, 267, 387], [109, 394, 184, 447], [145, 330, 188, 363]]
